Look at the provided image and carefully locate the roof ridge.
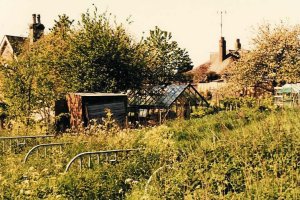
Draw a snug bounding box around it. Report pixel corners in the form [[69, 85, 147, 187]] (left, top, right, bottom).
[[5, 35, 27, 38]]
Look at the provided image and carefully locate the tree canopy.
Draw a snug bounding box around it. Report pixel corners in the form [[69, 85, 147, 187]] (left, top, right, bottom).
[[227, 22, 300, 94], [68, 10, 146, 92], [143, 26, 193, 85]]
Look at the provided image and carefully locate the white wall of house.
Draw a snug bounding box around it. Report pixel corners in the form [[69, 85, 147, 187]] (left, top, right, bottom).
[[196, 82, 227, 92]]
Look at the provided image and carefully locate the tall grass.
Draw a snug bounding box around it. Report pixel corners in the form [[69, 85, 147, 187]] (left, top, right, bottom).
[[0, 108, 299, 199]]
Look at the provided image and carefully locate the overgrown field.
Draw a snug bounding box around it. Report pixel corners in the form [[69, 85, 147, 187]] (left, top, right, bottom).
[[0, 108, 299, 199]]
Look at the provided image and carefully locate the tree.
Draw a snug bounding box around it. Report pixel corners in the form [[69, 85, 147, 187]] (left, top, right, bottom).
[[50, 14, 74, 38], [68, 9, 146, 92], [227, 22, 300, 94], [187, 62, 210, 83], [0, 54, 36, 124], [0, 15, 74, 125], [143, 26, 193, 85], [0, 40, 67, 124]]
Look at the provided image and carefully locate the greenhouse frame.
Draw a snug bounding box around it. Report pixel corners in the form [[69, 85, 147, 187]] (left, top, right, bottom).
[[127, 84, 209, 126], [274, 83, 300, 107]]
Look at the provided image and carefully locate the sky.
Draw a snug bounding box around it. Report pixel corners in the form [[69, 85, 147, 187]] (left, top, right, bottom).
[[1, 0, 300, 66]]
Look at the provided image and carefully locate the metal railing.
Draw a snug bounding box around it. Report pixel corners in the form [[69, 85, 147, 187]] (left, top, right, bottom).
[[0, 135, 55, 153], [23, 142, 72, 163], [65, 149, 140, 172]]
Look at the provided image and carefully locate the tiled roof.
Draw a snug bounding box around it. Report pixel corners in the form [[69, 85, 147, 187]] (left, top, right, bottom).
[[5, 35, 27, 54], [191, 49, 247, 75]]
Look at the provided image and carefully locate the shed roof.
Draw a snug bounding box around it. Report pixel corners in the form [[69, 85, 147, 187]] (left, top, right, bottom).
[[71, 93, 127, 97]]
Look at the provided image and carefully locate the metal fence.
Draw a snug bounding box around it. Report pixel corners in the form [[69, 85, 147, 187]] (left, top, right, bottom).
[[23, 142, 72, 163], [0, 135, 55, 153], [65, 149, 140, 172]]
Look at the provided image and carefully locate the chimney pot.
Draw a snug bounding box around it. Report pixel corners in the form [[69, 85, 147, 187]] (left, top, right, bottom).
[[32, 14, 36, 24], [235, 39, 241, 50], [37, 14, 41, 24]]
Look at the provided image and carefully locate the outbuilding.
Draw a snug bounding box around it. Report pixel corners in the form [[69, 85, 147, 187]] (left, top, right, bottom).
[[127, 84, 209, 126], [274, 83, 300, 107], [66, 93, 127, 129]]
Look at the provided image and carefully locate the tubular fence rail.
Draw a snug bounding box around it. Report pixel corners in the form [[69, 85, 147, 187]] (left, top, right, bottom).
[[0, 135, 55, 153], [23, 142, 72, 163], [65, 149, 140, 172]]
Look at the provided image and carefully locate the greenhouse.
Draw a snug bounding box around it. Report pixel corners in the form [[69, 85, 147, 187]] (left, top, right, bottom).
[[274, 83, 300, 107], [127, 84, 209, 125]]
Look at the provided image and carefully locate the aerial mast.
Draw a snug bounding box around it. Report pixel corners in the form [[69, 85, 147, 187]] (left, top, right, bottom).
[[217, 10, 227, 37]]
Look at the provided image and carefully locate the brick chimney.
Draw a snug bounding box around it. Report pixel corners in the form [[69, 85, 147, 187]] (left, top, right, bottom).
[[37, 14, 41, 24], [219, 37, 226, 62], [32, 14, 37, 24], [235, 39, 241, 50], [29, 14, 45, 44]]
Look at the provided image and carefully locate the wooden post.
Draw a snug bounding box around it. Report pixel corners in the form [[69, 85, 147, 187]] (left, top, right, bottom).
[[0, 118, 3, 130], [159, 109, 162, 125], [79, 157, 82, 171], [88, 155, 91, 168], [97, 154, 100, 165], [105, 153, 108, 162], [125, 116, 128, 129], [176, 101, 178, 117], [10, 139, 12, 152]]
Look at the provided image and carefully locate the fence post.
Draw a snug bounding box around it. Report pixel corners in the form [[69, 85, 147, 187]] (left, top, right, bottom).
[[88, 155, 92, 168], [97, 154, 100, 165], [79, 157, 82, 171]]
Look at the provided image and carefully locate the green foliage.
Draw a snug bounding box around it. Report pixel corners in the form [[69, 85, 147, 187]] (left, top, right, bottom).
[[0, 14, 73, 125], [50, 14, 74, 38], [143, 26, 193, 85], [0, 109, 299, 199], [0, 37, 68, 125], [68, 9, 146, 92], [190, 106, 218, 118], [228, 22, 300, 93], [0, 101, 7, 117], [81, 108, 120, 136], [0, 57, 35, 123], [221, 96, 274, 112]]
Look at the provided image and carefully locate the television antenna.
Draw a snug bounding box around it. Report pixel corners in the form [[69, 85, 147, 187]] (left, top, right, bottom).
[[217, 10, 227, 37]]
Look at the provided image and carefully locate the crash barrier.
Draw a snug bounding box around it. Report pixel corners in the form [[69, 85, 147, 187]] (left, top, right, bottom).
[[23, 142, 72, 163], [0, 135, 55, 154], [65, 149, 140, 172]]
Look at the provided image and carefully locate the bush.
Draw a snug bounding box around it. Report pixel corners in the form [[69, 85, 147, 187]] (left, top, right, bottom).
[[191, 106, 218, 118]]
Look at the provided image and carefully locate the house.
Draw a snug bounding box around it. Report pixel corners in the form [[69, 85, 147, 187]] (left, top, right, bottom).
[[188, 37, 246, 86], [0, 14, 45, 61], [186, 37, 249, 104], [0, 35, 27, 60], [0, 14, 44, 106], [127, 84, 209, 126]]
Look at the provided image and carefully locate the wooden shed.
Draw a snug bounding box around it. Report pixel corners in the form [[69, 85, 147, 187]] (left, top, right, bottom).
[[66, 93, 127, 129]]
